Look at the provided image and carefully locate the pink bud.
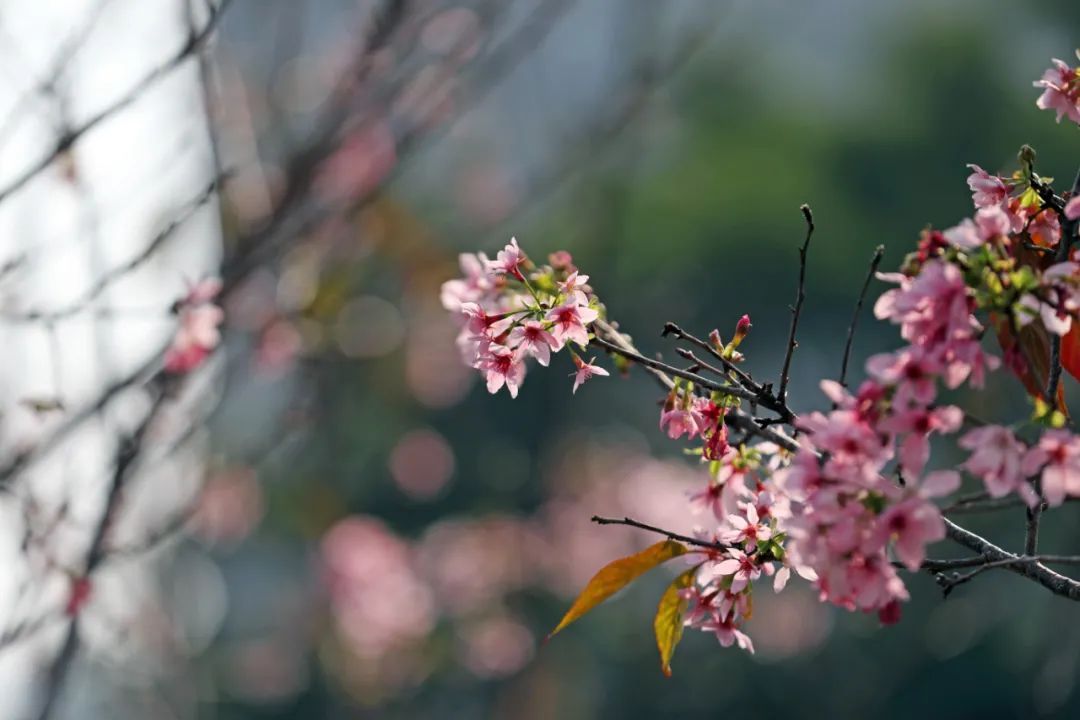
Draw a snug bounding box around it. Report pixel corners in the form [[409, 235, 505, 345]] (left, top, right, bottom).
[[732, 314, 752, 348]]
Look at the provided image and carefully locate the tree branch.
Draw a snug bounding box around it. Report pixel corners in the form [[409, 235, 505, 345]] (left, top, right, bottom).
[[591, 515, 728, 551], [943, 517, 1080, 601], [839, 244, 884, 389], [778, 204, 814, 403]]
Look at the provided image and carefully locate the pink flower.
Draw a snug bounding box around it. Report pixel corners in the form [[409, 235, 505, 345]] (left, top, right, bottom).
[[165, 301, 224, 373], [865, 348, 941, 409], [943, 207, 1010, 250], [459, 302, 497, 337], [440, 253, 492, 311], [874, 261, 997, 388], [508, 320, 561, 366], [689, 482, 726, 520], [705, 548, 760, 594], [721, 504, 771, 548], [489, 237, 526, 280], [878, 405, 963, 476], [659, 407, 701, 440], [1065, 196, 1080, 221], [558, 271, 590, 305], [965, 164, 1010, 209], [1027, 209, 1062, 248], [185, 277, 222, 304], [700, 615, 755, 653], [546, 301, 598, 348], [1034, 57, 1080, 125], [570, 355, 608, 394], [959, 425, 1041, 506], [878, 496, 946, 570], [1025, 429, 1080, 506], [479, 344, 526, 397]]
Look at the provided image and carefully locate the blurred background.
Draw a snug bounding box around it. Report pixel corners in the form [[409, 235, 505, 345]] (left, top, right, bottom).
[[0, 0, 1079, 717]]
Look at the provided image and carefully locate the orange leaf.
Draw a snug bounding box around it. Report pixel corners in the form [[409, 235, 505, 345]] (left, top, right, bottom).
[[654, 566, 697, 677], [548, 540, 689, 640]]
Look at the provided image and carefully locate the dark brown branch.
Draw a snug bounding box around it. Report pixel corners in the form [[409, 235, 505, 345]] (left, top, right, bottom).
[[943, 517, 1080, 601], [917, 554, 1080, 572], [839, 244, 885, 389], [778, 204, 814, 402], [0, 0, 234, 207], [2, 176, 224, 323], [662, 322, 760, 396], [591, 515, 727, 551], [590, 335, 758, 402], [594, 321, 801, 453], [33, 390, 168, 719]]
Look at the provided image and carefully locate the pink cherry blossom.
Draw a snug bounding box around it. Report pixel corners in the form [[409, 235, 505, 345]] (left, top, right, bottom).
[[878, 405, 963, 476], [1025, 430, 1080, 507], [660, 405, 702, 440], [165, 300, 224, 373], [721, 504, 771, 548], [570, 355, 608, 394], [1034, 57, 1080, 125], [704, 548, 760, 594], [558, 271, 590, 305], [1027, 209, 1062, 248], [546, 301, 598, 348], [865, 349, 941, 409], [958, 425, 1041, 506], [508, 320, 561, 366], [489, 237, 526, 279], [479, 344, 525, 398], [877, 496, 946, 570], [700, 615, 755, 653], [440, 253, 492, 311], [965, 164, 1010, 209], [1065, 196, 1080, 221]]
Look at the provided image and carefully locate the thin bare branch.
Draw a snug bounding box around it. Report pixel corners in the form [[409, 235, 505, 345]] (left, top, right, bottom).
[[778, 204, 814, 402], [591, 515, 727, 551], [839, 244, 885, 389], [0, 0, 234, 207]]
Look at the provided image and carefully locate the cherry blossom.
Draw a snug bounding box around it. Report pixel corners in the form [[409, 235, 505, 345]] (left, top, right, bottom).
[[1025, 430, 1080, 507], [571, 355, 608, 394], [959, 425, 1041, 506], [165, 282, 224, 374], [546, 301, 598, 348], [1034, 56, 1080, 125], [508, 320, 561, 366], [966, 164, 1010, 209], [479, 344, 525, 398]]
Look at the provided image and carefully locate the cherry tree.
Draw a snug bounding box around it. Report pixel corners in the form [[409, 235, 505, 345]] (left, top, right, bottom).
[[443, 51, 1080, 675]]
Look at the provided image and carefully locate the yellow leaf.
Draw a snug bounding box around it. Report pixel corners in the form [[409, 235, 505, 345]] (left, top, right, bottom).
[[548, 540, 689, 640], [654, 566, 697, 677]]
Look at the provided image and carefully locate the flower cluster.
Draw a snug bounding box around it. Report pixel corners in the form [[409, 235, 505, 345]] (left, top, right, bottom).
[[164, 277, 224, 374], [441, 239, 609, 396], [443, 53, 1080, 662]]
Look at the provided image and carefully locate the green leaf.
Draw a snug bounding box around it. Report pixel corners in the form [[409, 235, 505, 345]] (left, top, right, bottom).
[[654, 566, 697, 677], [548, 540, 689, 640]]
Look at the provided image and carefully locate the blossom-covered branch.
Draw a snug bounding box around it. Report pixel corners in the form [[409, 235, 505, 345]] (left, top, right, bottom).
[[442, 51, 1080, 673]]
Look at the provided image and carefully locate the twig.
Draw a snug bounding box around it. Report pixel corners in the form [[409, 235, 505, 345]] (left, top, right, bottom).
[[839, 244, 885, 388], [778, 205, 814, 402], [33, 390, 168, 719], [917, 554, 1080, 572], [0, 0, 234, 206], [590, 335, 758, 402], [594, 321, 801, 453], [1, 176, 224, 323], [943, 517, 1080, 601], [591, 515, 727, 551], [661, 322, 760, 396]]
